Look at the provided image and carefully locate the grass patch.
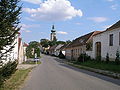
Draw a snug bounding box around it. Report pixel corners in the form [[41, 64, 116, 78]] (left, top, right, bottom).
[[74, 60, 120, 73], [22, 61, 41, 64], [0, 68, 32, 90]]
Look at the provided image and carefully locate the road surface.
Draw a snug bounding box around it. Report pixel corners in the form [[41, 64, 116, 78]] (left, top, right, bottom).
[[22, 54, 120, 90]]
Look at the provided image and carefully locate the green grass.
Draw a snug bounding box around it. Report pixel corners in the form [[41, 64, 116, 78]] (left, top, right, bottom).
[[74, 61, 120, 73], [22, 61, 41, 64], [0, 68, 32, 90]]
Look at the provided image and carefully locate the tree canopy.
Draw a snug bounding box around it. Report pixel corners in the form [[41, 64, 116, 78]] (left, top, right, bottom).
[[0, 0, 22, 60], [26, 41, 40, 58]]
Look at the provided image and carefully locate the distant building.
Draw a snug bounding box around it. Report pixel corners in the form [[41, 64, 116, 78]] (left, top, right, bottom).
[[50, 25, 57, 41]]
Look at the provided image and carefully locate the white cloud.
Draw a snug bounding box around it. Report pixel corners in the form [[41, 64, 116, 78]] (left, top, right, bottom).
[[22, 0, 41, 4], [57, 31, 68, 35], [106, 0, 114, 2], [87, 17, 108, 23], [23, 0, 83, 21], [76, 22, 82, 25], [25, 30, 31, 33], [20, 24, 40, 33], [111, 4, 118, 10]]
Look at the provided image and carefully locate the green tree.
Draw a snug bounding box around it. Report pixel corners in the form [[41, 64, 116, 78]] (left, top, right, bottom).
[[40, 39, 49, 48], [26, 41, 40, 58], [0, 0, 22, 60]]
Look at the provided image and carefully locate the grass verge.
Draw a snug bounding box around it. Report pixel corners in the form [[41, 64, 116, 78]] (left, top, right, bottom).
[[22, 61, 41, 64], [65, 60, 120, 79], [73, 61, 120, 73], [0, 68, 32, 90]]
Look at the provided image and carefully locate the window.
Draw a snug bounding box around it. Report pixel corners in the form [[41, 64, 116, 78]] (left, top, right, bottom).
[[109, 34, 113, 46]]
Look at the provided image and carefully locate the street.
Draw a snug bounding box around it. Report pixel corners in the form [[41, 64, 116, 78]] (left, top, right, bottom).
[[22, 54, 120, 90]]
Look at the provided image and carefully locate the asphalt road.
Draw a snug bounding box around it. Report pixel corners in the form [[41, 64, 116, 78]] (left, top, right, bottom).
[[22, 54, 120, 90]]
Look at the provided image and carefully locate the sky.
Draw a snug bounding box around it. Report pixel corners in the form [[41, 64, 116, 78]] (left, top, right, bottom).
[[20, 0, 120, 43]]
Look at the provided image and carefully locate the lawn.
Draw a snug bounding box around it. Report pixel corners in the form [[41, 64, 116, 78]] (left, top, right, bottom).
[[0, 68, 32, 90], [74, 61, 120, 73]]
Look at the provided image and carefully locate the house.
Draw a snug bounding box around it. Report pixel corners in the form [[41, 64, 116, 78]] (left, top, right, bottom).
[[65, 31, 101, 60], [23, 42, 28, 62], [18, 38, 24, 64], [92, 20, 120, 61], [54, 44, 64, 56], [58, 44, 70, 56], [49, 45, 57, 55]]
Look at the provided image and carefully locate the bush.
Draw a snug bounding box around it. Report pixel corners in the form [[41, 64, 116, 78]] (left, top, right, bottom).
[[106, 53, 109, 63], [0, 61, 18, 87], [115, 50, 120, 65], [58, 51, 65, 59], [77, 53, 91, 62], [96, 56, 101, 61]]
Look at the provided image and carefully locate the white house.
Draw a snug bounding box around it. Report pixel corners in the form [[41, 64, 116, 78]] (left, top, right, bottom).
[[18, 38, 24, 64], [23, 43, 28, 62], [1, 32, 20, 64], [92, 20, 120, 61], [54, 44, 64, 56]]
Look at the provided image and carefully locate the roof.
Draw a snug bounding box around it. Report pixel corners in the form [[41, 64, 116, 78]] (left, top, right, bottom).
[[66, 31, 100, 48], [49, 45, 58, 51], [59, 44, 70, 50], [23, 42, 28, 47], [106, 20, 120, 31], [94, 20, 120, 36]]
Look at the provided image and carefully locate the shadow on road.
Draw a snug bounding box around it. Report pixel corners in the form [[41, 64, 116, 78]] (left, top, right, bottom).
[[53, 57, 120, 86]]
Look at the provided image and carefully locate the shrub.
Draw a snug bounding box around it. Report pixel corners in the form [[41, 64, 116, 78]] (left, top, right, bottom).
[[0, 60, 18, 87], [115, 50, 120, 65], [96, 56, 101, 61], [58, 51, 65, 59], [106, 53, 109, 63], [77, 53, 91, 62]]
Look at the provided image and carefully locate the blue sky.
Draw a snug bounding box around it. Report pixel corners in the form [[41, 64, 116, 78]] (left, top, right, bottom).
[[20, 0, 120, 43]]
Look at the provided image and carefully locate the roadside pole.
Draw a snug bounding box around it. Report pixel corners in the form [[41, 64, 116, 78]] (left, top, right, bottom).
[[35, 53, 37, 64]]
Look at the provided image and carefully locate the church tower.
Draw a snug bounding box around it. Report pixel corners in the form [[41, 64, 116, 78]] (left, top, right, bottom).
[[50, 25, 57, 41]]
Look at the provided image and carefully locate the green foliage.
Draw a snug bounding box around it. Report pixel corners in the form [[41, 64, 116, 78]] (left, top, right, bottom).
[[58, 51, 65, 59], [86, 42, 92, 51], [0, 61, 18, 87], [115, 50, 120, 65], [40, 39, 49, 48], [26, 41, 40, 58], [0, 0, 22, 60], [77, 53, 91, 62], [106, 53, 109, 63], [96, 56, 101, 61], [75, 60, 120, 73], [40, 39, 70, 48]]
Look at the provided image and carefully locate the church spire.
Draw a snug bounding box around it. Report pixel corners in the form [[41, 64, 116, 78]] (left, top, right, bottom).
[[52, 25, 55, 30], [50, 24, 57, 41]]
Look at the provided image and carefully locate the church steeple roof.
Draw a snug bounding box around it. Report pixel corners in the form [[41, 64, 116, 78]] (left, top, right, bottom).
[[51, 25, 56, 32], [52, 25, 55, 30]]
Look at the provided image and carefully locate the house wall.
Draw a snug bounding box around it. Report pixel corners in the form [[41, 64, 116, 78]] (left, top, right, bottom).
[[18, 41, 24, 64], [65, 48, 72, 60], [65, 45, 86, 60], [1, 34, 19, 64], [93, 28, 120, 61]]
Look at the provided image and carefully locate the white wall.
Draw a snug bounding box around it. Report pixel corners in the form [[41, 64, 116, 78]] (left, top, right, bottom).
[[93, 28, 120, 60]]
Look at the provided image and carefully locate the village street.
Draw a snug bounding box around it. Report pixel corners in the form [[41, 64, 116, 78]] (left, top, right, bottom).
[[22, 54, 120, 90]]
